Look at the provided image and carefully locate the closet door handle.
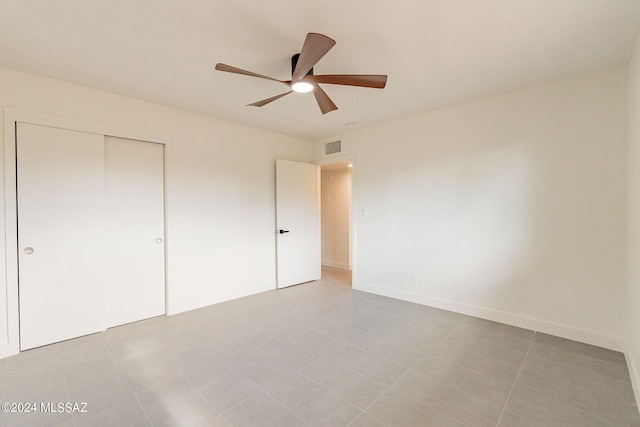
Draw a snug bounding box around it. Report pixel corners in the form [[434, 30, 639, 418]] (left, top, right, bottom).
[[155, 238, 163, 244], [24, 247, 34, 255], [278, 229, 290, 234]]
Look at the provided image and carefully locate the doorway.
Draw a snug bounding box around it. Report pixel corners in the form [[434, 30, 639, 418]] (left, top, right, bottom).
[[320, 161, 352, 286], [275, 159, 321, 288]]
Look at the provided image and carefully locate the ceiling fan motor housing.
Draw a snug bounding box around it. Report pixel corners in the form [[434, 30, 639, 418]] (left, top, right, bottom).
[[291, 54, 313, 77]]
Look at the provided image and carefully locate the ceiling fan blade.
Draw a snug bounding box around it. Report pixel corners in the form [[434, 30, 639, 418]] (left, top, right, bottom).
[[292, 33, 336, 81], [312, 84, 338, 114], [215, 63, 289, 86], [309, 74, 387, 89], [248, 91, 293, 107]]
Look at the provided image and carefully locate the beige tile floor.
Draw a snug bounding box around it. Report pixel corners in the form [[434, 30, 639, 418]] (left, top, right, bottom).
[[0, 266, 638, 426]]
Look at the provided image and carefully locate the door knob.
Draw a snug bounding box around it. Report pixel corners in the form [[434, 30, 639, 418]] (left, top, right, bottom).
[[278, 229, 290, 234], [23, 247, 34, 255], [155, 238, 163, 244]]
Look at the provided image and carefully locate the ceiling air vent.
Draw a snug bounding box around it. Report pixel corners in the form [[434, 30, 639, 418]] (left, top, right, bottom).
[[325, 140, 341, 155]]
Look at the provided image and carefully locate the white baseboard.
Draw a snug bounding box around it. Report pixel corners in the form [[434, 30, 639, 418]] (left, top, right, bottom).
[[167, 281, 275, 315], [0, 282, 276, 359], [0, 342, 20, 359], [627, 343, 640, 407], [354, 281, 626, 352], [322, 259, 351, 270]]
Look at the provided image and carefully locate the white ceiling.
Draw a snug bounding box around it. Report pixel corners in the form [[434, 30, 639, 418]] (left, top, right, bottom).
[[1, 0, 639, 141]]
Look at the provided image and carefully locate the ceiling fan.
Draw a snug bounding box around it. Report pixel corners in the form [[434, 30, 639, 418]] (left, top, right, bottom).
[[215, 32, 388, 114]]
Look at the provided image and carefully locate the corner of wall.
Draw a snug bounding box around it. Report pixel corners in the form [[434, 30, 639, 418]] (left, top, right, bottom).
[[627, 342, 640, 407], [626, 29, 640, 408]]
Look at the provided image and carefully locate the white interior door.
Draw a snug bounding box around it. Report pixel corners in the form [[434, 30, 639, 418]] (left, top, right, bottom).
[[276, 159, 321, 288], [17, 123, 106, 350], [105, 136, 166, 327]]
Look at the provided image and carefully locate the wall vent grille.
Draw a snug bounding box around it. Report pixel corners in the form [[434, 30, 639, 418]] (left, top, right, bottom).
[[325, 140, 341, 155]]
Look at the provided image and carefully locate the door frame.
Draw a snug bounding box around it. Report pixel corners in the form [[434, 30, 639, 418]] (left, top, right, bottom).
[[1, 107, 171, 358], [314, 154, 356, 282]]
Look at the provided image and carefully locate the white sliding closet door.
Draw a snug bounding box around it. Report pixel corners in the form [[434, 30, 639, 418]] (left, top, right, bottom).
[[105, 137, 165, 327], [17, 123, 106, 350]]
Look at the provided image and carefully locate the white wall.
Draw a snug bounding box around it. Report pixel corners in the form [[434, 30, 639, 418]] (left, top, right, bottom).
[[0, 68, 311, 357], [627, 32, 640, 405], [314, 67, 628, 350], [321, 167, 351, 269]]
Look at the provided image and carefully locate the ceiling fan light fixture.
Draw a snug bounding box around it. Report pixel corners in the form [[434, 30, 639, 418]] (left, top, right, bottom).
[[291, 81, 314, 93], [215, 33, 387, 114]]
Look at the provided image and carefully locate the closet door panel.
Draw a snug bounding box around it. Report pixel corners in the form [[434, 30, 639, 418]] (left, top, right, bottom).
[[105, 136, 165, 327], [17, 123, 106, 350]]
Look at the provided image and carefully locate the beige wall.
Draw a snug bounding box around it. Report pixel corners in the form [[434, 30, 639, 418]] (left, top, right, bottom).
[[315, 67, 628, 350], [627, 31, 640, 404], [0, 68, 312, 357], [321, 167, 351, 269]]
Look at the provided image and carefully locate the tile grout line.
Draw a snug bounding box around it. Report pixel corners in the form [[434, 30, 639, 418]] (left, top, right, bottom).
[[495, 330, 536, 426], [100, 330, 156, 427], [292, 359, 369, 412], [344, 410, 386, 427], [177, 353, 264, 423], [177, 367, 227, 422], [255, 371, 317, 427], [254, 308, 383, 425], [109, 322, 221, 426], [183, 341, 311, 426], [131, 392, 155, 427], [355, 317, 469, 426], [55, 344, 77, 427], [305, 344, 392, 425], [287, 337, 388, 425], [505, 354, 640, 424]]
